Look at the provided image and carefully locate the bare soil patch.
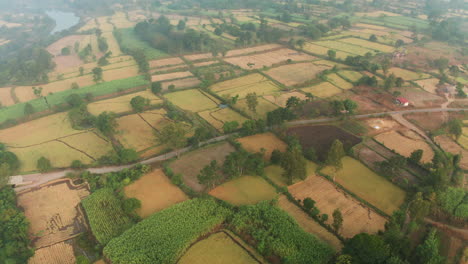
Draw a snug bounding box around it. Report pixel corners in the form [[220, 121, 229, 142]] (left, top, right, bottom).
[[435, 135, 468, 170], [0, 87, 15, 106], [149, 57, 184, 68], [374, 130, 434, 163], [151, 71, 193, 82], [237, 132, 287, 160]]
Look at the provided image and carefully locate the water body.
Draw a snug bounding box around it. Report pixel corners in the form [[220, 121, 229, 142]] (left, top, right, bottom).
[[46, 10, 80, 34]]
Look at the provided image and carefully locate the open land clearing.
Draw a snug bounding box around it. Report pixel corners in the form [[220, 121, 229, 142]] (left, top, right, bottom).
[[224, 48, 315, 70], [124, 169, 188, 218], [301, 82, 343, 98], [237, 132, 288, 160], [198, 107, 248, 131], [374, 130, 434, 163], [435, 135, 468, 170], [17, 179, 89, 248], [170, 142, 236, 192], [264, 91, 307, 107], [321, 156, 406, 215], [288, 172, 387, 238], [0, 87, 15, 106], [209, 175, 277, 205], [265, 62, 330, 86], [28, 241, 76, 264], [178, 232, 261, 264], [164, 89, 220, 112], [211, 73, 281, 99], [88, 90, 162, 115], [277, 196, 342, 251]]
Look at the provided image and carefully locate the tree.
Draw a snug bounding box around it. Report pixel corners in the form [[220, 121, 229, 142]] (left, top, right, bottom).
[[433, 57, 449, 73], [384, 74, 396, 90], [61, 46, 71, 55], [327, 49, 336, 60], [222, 121, 239, 134], [343, 233, 391, 264], [326, 139, 345, 178], [71, 82, 79, 90], [223, 150, 264, 179], [67, 94, 84, 107], [37, 157, 52, 172], [296, 39, 305, 50], [122, 198, 141, 215], [410, 149, 423, 163], [415, 229, 444, 264], [395, 77, 404, 87], [335, 255, 353, 264], [96, 112, 118, 137], [197, 160, 220, 189], [214, 27, 223, 36], [246, 92, 258, 113], [381, 58, 391, 75], [332, 209, 343, 232], [456, 83, 466, 98], [177, 20, 186, 30], [409, 192, 431, 222], [281, 142, 307, 185], [151, 82, 162, 94], [157, 123, 187, 157], [369, 34, 378, 42], [24, 103, 35, 116], [79, 67, 84, 76], [304, 146, 318, 162], [32, 86, 43, 98], [92, 67, 103, 82], [189, 127, 213, 146], [395, 39, 404, 47], [303, 197, 316, 211], [270, 149, 283, 165], [343, 99, 358, 114], [130, 96, 149, 112], [448, 119, 462, 139], [286, 96, 301, 110]]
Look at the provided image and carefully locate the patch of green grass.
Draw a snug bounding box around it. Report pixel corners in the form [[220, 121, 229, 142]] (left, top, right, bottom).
[[117, 28, 168, 60]]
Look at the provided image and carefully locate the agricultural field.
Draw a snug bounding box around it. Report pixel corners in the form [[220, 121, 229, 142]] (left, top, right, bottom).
[[179, 232, 262, 264], [28, 241, 75, 264], [237, 132, 288, 160], [326, 73, 353, 89], [338, 38, 395, 53], [117, 28, 167, 59], [148, 57, 184, 68], [265, 62, 330, 86], [301, 82, 343, 98], [110, 12, 135, 29], [235, 97, 279, 119], [224, 48, 315, 70], [378, 67, 431, 80], [209, 175, 277, 205], [225, 44, 282, 57], [161, 77, 201, 91], [435, 135, 468, 170], [374, 130, 434, 163], [151, 71, 194, 82], [88, 90, 162, 115], [183, 52, 213, 61], [414, 78, 440, 94], [277, 196, 342, 251], [266, 162, 318, 187], [312, 40, 375, 56], [210, 73, 281, 99], [124, 169, 188, 218], [337, 70, 363, 82], [264, 91, 307, 107], [303, 42, 353, 59], [17, 179, 90, 248], [288, 172, 387, 238], [0, 87, 15, 106], [321, 156, 406, 215], [198, 107, 248, 131], [170, 142, 236, 191], [164, 89, 220, 112], [396, 87, 445, 108]]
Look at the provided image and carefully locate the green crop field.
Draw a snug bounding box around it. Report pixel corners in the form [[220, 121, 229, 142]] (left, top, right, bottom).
[[338, 38, 395, 53], [116, 28, 168, 60], [321, 156, 406, 215], [82, 188, 134, 245], [164, 89, 220, 112]]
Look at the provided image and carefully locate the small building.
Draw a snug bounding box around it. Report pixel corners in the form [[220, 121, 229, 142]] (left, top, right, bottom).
[[395, 97, 409, 107]]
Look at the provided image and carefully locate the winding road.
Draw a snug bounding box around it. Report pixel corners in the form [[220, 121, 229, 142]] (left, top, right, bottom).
[[11, 107, 467, 192]]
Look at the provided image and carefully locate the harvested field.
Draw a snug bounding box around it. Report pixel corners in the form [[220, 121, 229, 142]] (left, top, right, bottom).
[[211, 73, 281, 99], [405, 112, 464, 132], [193, 60, 218, 67], [326, 73, 353, 89], [303, 42, 352, 59], [355, 11, 400, 17], [17, 179, 90, 248], [183, 53, 213, 61], [415, 78, 439, 94], [435, 135, 468, 170], [458, 135, 468, 149], [313, 40, 374, 56], [277, 196, 342, 251], [288, 125, 361, 161], [264, 91, 307, 107], [102, 32, 122, 56], [235, 97, 279, 119], [28, 241, 75, 264], [79, 19, 97, 32], [0, 87, 15, 106], [151, 71, 193, 82], [149, 57, 184, 68], [313, 60, 348, 68], [88, 90, 162, 115], [237, 132, 287, 160], [225, 44, 282, 57], [288, 172, 387, 238], [124, 169, 188, 218], [338, 38, 395, 53], [170, 142, 236, 192], [209, 175, 277, 205], [301, 82, 343, 98], [338, 70, 363, 82], [161, 77, 201, 91], [321, 157, 406, 215], [179, 232, 260, 264], [47, 35, 87, 56], [164, 89, 220, 112], [379, 67, 430, 80], [265, 62, 329, 86], [60, 131, 114, 159], [224, 48, 315, 70], [374, 130, 434, 163], [198, 107, 248, 131]]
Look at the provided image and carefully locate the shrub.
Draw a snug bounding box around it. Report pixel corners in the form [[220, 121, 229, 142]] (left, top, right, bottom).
[[37, 156, 52, 172]]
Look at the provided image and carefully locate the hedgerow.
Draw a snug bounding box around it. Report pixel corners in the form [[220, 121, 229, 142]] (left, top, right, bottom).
[[231, 201, 334, 264], [103, 198, 230, 264], [82, 188, 134, 245]]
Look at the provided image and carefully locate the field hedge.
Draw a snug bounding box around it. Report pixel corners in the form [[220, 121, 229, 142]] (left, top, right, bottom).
[[231, 201, 334, 264], [103, 198, 231, 264], [82, 188, 134, 245]]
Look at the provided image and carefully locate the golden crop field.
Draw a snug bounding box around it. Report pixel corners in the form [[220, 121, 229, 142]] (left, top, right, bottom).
[[379, 67, 431, 80], [338, 38, 395, 53], [326, 73, 353, 89], [224, 48, 315, 70], [301, 82, 343, 98], [211, 73, 281, 99], [374, 130, 434, 163], [102, 32, 122, 56], [225, 43, 282, 57], [60, 131, 114, 159], [263, 91, 307, 107], [149, 57, 185, 68], [164, 89, 220, 112], [88, 90, 162, 115], [198, 107, 248, 131], [303, 42, 352, 59], [151, 71, 194, 82], [237, 132, 287, 160], [265, 63, 330, 86], [313, 40, 374, 56], [235, 97, 278, 119], [124, 169, 189, 218]]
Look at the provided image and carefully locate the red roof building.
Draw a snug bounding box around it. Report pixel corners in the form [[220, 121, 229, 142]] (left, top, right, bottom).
[[396, 97, 409, 106]]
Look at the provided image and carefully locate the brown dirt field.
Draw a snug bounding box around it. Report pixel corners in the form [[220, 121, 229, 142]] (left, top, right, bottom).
[[193, 60, 219, 67], [405, 112, 453, 131], [374, 130, 434, 163], [170, 142, 236, 192], [225, 44, 283, 57], [28, 241, 75, 264], [149, 57, 185, 68], [161, 77, 201, 91], [116, 113, 162, 151], [0, 87, 15, 106], [124, 169, 188, 218], [151, 71, 193, 82], [435, 135, 468, 170], [183, 53, 213, 61], [352, 85, 399, 111], [263, 91, 307, 107], [47, 35, 87, 56], [395, 87, 445, 108], [265, 62, 330, 86], [288, 174, 387, 238], [364, 118, 403, 136], [17, 179, 89, 248], [237, 132, 287, 160], [339, 93, 389, 114], [52, 55, 84, 73], [224, 48, 315, 70], [278, 196, 343, 250], [102, 65, 139, 81]]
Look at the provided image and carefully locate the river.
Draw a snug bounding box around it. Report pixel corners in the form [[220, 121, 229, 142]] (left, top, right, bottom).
[[46, 10, 80, 34]]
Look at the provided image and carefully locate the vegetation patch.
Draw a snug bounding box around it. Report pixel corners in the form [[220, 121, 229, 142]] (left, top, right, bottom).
[[116, 28, 167, 59]]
